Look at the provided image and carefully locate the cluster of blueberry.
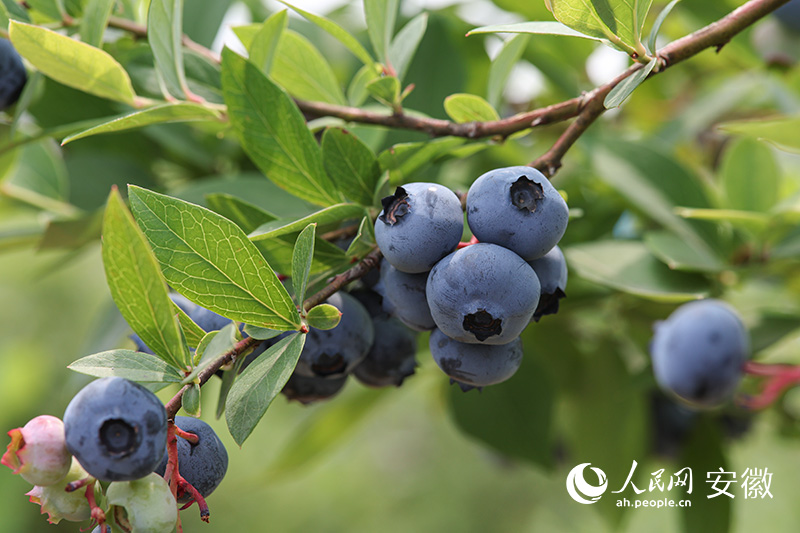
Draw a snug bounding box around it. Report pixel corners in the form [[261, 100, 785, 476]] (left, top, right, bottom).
[[2, 376, 226, 532], [374, 166, 569, 390]]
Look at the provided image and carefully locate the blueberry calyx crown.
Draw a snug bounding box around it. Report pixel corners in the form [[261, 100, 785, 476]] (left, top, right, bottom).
[[462, 310, 502, 341], [510, 176, 544, 213], [379, 187, 411, 225], [99, 419, 139, 456]]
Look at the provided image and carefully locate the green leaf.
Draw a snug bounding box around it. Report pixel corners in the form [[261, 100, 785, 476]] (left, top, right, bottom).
[[487, 34, 529, 108], [644, 231, 726, 272], [38, 209, 103, 250], [680, 421, 730, 533], [305, 303, 341, 330], [128, 185, 301, 330], [364, 0, 398, 63], [1, 0, 30, 22], [220, 48, 342, 207], [80, 0, 115, 48], [593, 144, 718, 259], [388, 13, 427, 80], [25, 0, 62, 21], [347, 64, 381, 106], [271, 30, 347, 105], [292, 223, 316, 306], [175, 306, 205, 349], [468, 21, 605, 42], [378, 137, 466, 184], [0, 140, 79, 218], [184, 323, 238, 383], [720, 137, 780, 212], [102, 188, 191, 369], [366, 76, 401, 107], [717, 115, 800, 154], [547, 0, 653, 53], [9, 21, 136, 104], [278, 1, 374, 66], [62, 103, 223, 145], [216, 355, 247, 419], [249, 204, 365, 241], [322, 128, 381, 206], [344, 216, 376, 257], [148, 0, 189, 98], [68, 350, 185, 383], [206, 193, 348, 277], [674, 207, 770, 233], [564, 240, 709, 302], [604, 57, 657, 109], [226, 332, 306, 446], [444, 93, 500, 123], [647, 0, 681, 53], [182, 383, 201, 416], [248, 9, 287, 74], [242, 325, 283, 340]]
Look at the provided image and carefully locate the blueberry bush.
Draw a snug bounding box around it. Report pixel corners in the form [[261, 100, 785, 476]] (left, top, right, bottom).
[[2, 0, 800, 531]]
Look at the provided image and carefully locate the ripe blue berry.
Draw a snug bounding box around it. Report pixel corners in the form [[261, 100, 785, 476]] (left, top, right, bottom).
[[282, 373, 348, 404], [426, 243, 540, 344], [353, 317, 418, 387], [776, 0, 800, 32], [374, 183, 464, 273], [63, 377, 167, 481], [154, 417, 227, 503], [295, 292, 374, 379], [466, 166, 568, 260], [379, 259, 436, 331], [0, 40, 26, 111], [528, 245, 567, 321], [650, 299, 749, 407], [429, 329, 523, 387]]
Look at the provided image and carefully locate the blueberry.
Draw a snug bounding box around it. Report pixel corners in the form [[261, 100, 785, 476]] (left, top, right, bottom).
[[154, 417, 227, 503], [106, 473, 177, 533], [651, 393, 697, 457], [528, 245, 567, 321], [63, 377, 167, 481], [466, 166, 568, 260], [379, 259, 436, 331], [281, 373, 348, 404], [349, 287, 390, 319], [650, 299, 749, 407], [2, 415, 71, 486], [429, 329, 523, 387], [426, 243, 540, 344], [294, 292, 374, 379], [353, 317, 418, 387], [130, 293, 197, 354], [776, 0, 800, 32], [0, 39, 26, 111], [374, 183, 464, 273]]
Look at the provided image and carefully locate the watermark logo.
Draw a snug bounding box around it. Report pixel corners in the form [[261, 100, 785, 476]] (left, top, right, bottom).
[[566, 463, 608, 504]]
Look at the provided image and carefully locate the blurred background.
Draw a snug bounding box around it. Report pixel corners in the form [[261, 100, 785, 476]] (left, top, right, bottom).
[[3, 0, 800, 531]]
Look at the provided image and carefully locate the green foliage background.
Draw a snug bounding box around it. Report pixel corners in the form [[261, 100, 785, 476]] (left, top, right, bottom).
[[2, 0, 800, 531]]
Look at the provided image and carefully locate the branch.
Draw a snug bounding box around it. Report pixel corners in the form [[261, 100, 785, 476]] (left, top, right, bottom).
[[106, 16, 221, 64], [164, 248, 383, 418], [532, 0, 790, 176]]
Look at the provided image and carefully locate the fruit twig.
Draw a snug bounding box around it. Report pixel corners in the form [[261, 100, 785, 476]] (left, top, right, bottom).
[[739, 361, 800, 410], [531, 0, 790, 176], [302, 248, 383, 311], [83, 480, 106, 531], [64, 475, 92, 492], [174, 426, 199, 445], [177, 479, 210, 522]]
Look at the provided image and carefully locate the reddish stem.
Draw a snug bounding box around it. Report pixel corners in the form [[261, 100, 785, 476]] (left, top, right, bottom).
[[457, 236, 479, 249], [740, 361, 800, 410], [176, 477, 210, 522], [84, 481, 106, 530], [174, 427, 199, 445], [64, 475, 92, 493]]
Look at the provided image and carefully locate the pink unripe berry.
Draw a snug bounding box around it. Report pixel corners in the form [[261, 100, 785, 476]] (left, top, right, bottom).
[[2, 415, 72, 486]]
